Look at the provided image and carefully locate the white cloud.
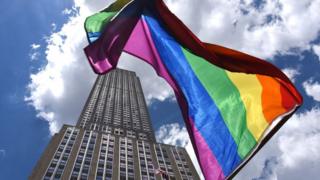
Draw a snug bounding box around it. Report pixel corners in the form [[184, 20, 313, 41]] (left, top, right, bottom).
[[278, 108, 320, 168], [166, 0, 320, 59], [156, 123, 189, 147], [236, 108, 320, 180], [31, 43, 40, 50], [156, 123, 204, 180], [62, 8, 73, 15], [303, 79, 320, 102], [282, 68, 300, 83], [29, 52, 40, 61], [313, 44, 320, 61], [25, 1, 97, 134], [29, 43, 41, 60], [51, 23, 57, 31]]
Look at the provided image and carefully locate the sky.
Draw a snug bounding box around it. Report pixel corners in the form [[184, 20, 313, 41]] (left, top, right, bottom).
[[0, 0, 320, 179]]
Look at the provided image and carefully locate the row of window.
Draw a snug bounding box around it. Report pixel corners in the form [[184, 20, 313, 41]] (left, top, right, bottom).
[[119, 138, 135, 180], [79, 76, 104, 127], [92, 75, 109, 124], [103, 85, 115, 125], [96, 134, 115, 180], [172, 147, 194, 180], [81, 122, 151, 142], [44, 127, 79, 180], [155, 144, 176, 180], [70, 131, 97, 180], [138, 141, 155, 180]]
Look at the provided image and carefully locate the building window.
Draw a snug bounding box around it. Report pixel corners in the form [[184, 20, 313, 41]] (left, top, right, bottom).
[[95, 134, 114, 180], [70, 131, 97, 180], [43, 127, 79, 179]]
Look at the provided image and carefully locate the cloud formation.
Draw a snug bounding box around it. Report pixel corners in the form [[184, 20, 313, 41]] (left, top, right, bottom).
[[155, 123, 189, 147], [303, 79, 320, 102], [29, 43, 41, 61], [313, 45, 320, 61], [25, 1, 97, 134], [166, 0, 320, 59], [282, 68, 300, 83], [31, 43, 40, 50]]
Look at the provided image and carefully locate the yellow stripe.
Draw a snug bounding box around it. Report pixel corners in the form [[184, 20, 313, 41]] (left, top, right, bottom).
[[226, 71, 269, 141]]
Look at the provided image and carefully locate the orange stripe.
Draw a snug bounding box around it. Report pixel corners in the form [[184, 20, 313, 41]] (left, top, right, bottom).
[[257, 75, 287, 124]]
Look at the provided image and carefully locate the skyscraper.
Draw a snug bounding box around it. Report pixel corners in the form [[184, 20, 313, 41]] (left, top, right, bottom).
[[30, 69, 200, 180]]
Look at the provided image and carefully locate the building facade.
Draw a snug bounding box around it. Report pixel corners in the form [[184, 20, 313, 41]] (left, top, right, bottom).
[[30, 69, 200, 180]]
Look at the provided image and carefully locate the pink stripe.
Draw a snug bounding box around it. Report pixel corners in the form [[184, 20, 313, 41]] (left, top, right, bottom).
[[83, 0, 143, 74], [84, 17, 135, 74], [123, 17, 179, 93], [84, 47, 113, 74], [189, 118, 225, 180]]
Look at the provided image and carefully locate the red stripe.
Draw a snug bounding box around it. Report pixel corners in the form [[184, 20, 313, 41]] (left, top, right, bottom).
[[279, 80, 299, 110]]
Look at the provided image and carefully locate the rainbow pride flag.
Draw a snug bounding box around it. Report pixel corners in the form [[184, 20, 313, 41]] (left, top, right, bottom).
[[84, 0, 303, 179]]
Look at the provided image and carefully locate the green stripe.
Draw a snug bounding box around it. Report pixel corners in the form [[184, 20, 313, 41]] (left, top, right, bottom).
[[85, 12, 117, 33], [84, 0, 131, 33], [182, 48, 256, 158]]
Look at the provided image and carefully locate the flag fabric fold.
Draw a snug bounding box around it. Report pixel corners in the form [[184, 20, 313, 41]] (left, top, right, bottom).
[[84, 0, 145, 74], [84, 0, 303, 179]]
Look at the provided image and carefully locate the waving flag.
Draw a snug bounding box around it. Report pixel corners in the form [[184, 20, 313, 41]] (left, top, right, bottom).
[[84, 0, 303, 179]]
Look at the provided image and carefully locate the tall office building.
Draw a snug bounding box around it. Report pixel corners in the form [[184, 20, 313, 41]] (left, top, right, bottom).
[[30, 69, 200, 180]]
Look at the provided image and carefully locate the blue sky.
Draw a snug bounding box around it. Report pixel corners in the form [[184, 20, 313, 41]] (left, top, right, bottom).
[[0, 0, 73, 179], [1, 0, 320, 179]]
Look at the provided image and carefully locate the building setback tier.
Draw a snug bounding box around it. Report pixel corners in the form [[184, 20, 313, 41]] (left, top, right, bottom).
[[30, 125, 200, 180]]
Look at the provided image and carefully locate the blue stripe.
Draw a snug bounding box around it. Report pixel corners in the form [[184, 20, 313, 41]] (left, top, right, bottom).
[[143, 15, 241, 175], [87, 32, 101, 43]]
